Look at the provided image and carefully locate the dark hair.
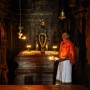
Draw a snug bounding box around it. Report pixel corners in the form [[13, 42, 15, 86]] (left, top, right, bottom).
[[62, 31, 70, 36]]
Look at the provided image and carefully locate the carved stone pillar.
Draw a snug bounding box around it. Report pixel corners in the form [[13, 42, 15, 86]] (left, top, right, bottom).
[[0, 22, 8, 84]]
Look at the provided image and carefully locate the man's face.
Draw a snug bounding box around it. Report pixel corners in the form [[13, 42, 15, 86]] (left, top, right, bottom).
[[62, 33, 69, 40]]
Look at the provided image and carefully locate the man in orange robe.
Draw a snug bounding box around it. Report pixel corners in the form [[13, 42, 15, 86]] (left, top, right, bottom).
[[56, 32, 75, 84]]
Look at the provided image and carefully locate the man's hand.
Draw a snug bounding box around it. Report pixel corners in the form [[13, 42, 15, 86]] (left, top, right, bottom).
[[54, 57, 59, 61]]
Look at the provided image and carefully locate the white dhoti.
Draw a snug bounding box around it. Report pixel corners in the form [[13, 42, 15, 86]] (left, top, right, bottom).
[[56, 60, 72, 83]]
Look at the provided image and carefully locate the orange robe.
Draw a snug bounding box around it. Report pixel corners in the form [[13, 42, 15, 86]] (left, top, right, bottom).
[[59, 40, 75, 65]]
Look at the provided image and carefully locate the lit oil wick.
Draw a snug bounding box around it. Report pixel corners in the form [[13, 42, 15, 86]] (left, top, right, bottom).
[[52, 45, 57, 51], [26, 44, 31, 51]]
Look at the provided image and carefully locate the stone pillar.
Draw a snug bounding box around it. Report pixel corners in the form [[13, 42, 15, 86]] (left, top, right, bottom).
[[0, 21, 8, 84], [86, 2, 90, 88]]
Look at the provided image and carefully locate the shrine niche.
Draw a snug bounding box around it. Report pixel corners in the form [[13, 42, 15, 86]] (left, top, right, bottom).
[[15, 0, 60, 51], [29, 12, 54, 50]]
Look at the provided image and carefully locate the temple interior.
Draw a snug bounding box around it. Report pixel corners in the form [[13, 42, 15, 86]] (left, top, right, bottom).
[[0, 0, 90, 90]]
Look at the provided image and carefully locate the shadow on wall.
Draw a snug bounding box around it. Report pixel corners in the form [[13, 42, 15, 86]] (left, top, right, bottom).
[[86, 64, 90, 89], [7, 61, 18, 84]]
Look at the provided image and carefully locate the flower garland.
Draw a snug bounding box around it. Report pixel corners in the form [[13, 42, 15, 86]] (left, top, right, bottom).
[[39, 33, 47, 48]]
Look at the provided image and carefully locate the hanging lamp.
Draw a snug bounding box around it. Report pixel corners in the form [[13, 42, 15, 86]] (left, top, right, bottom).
[[18, 0, 26, 40], [58, 0, 66, 20]]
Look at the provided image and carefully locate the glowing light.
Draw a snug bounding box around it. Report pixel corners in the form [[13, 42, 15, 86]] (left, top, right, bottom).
[[45, 44, 48, 51], [21, 36, 26, 40], [26, 44, 31, 50], [26, 45, 31, 48], [55, 57, 59, 61], [36, 43, 38, 50], [45, 51, 58, 55], [36, 44, 38, 48], [52, 45, 57, 51], [19, 50, 59, 56], [48, 56, 55, 61], [18, 31, 23, 39], [48, 56, 59, 61]]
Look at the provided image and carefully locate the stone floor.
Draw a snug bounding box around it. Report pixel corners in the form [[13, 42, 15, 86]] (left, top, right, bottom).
[[0, 85, 89, 90]]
